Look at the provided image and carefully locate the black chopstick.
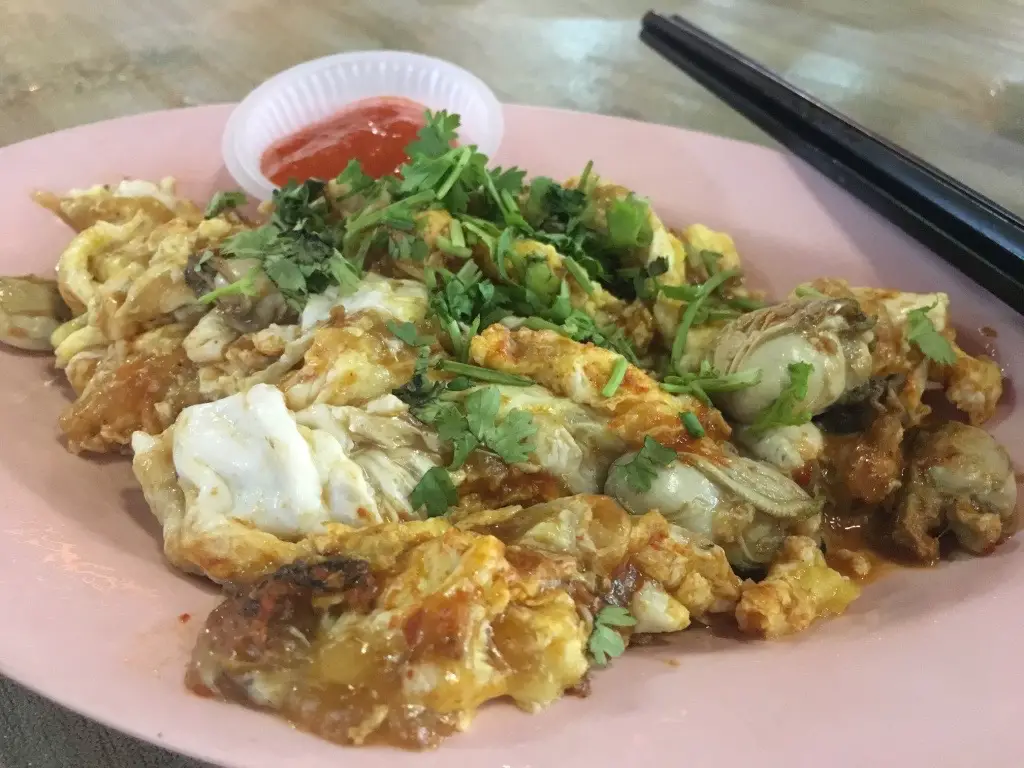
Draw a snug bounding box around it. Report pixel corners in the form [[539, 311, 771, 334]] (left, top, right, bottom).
[[640, 11, 1024, 315]]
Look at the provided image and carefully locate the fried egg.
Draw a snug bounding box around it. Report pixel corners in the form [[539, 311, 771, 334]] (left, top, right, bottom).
[[300, 272, 428, 330]]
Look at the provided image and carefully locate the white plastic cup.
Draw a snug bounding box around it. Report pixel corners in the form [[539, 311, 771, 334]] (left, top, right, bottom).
[[221, 51, 505, 201]]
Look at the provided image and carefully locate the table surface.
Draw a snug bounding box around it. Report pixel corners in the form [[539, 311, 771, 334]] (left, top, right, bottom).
[[1, 0, 1022, 765]]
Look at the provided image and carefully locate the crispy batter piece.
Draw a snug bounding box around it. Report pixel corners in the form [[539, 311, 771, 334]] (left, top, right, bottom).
[[736, 536, 860, 638], [890, 422, 1017, 563]]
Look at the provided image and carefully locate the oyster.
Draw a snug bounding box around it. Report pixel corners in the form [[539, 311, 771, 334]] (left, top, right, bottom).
[[734, 422, 824, 479], [892, 422, 1017, 562], [706, 297, 874, 423], [604, 448, 822, 571]]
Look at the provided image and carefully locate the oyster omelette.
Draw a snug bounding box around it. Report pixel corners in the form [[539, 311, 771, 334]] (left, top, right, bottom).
[[0, 112, 1016, 751]]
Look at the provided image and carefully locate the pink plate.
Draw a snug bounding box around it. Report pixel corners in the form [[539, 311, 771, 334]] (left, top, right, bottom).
[[1, 104, 1021, 768]]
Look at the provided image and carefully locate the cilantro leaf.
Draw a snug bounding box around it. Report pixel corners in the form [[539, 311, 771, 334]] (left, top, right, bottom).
[[405, 111, 461, 158], [409, 383, 537, 469], [205, 190, 247, 218], [464, 386, 537, 464], [428, 402, 479, 469], [217, 180, 364, 309], [409, 466, 458, 518], [334, 159, 374, 194], [263, 256, 307, 294], [749, 362, 814, 435], [221, 227, 280, 259], [606, 193, 653, 249], [483, 408, 537, 464], [490, 166, 527, 198], [588, 605, 636, 666], [427, 267, 511, 361], [905, 305, 956, 364], [615, 436, 677, 493], [523, 176, 588, 233], [597, 605, 637, 628], [386, 320, 436, 348], [464, 386, 502, 439], [393, 346, 443, 410]]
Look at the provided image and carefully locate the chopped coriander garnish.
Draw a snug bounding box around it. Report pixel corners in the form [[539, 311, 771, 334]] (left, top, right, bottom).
[[699, 249, 721, 276], [409, 384, 538, 470], [601, 357, 629, 398], [460, 217, 498, 252], [606, 193, 653, 249], [723, 295, 766, 312], [427, 267, 509, 361], [670, 269, 740, 369], [905, 305, 956, 364], [794, 284, 827, 299], [619, 257, 668, 300], [679, 411, 705, 438], [409, 466, 458, 518], [436, 235, 472, 259], [659, 283, 702, 302], [577, 159, 595, 194], [615, 436, 677, 493], [197, 267, 260, 304], [204, 190, 247, 218], [386, 320, 435, 348], [448, 219, 466, 249], [588, 605, 636, 666], [215, 180, 365, 309], [346, 189, 436, 234], [334, 159, 374, 194], [563, 255, 595, 295], [467, 387, 537, 464], [436, 360, 534, 387], [661, 361, 762, 404], [749, 362, 814, 435]]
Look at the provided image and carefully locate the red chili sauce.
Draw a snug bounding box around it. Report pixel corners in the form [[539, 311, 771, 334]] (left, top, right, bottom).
[[261, 96, 428, 186]]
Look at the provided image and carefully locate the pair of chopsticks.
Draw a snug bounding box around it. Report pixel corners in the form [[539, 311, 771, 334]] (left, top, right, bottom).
[[640, 12, 1024, 315]]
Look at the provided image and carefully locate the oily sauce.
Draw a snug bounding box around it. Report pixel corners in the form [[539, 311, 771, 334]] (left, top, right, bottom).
[[261, 96, 428, 185]]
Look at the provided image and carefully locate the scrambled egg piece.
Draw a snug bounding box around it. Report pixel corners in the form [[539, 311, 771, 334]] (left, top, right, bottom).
[[469, 324, 730, 450], [735, 536, 860, 638], [191, 322, 313, 400], [131, 384, 446, 582], [940, 347, 1003, 426], [187, 495, 741, 749], [282, 274, 428, 409]]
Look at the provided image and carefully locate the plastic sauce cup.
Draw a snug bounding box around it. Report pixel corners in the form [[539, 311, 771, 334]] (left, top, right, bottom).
[[222, 50, 505, 200]]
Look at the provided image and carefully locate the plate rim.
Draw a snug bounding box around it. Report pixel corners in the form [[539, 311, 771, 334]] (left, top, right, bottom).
[[1, 102, 1021, 768]]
